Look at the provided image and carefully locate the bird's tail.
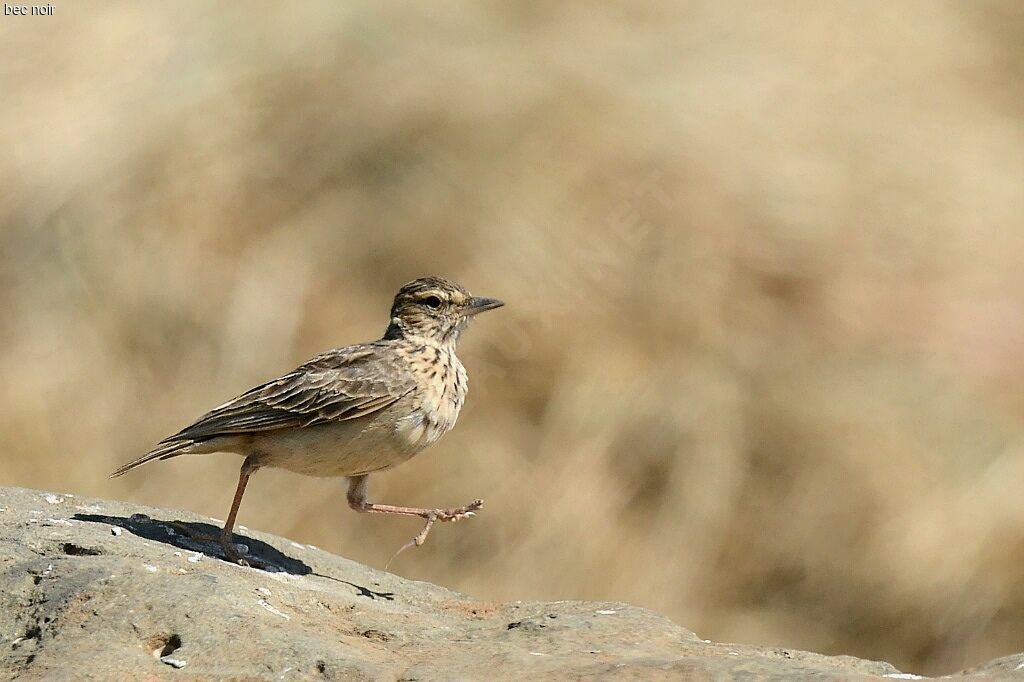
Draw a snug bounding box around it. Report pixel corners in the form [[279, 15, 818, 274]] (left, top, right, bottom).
[[109, 439, 195, 478]]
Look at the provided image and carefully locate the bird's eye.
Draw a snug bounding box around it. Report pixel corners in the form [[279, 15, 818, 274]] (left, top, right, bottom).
[[422, 295, 443, 309]]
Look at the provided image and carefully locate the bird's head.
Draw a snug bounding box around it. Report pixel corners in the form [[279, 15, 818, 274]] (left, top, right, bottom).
[[385, 276, 504, 345]]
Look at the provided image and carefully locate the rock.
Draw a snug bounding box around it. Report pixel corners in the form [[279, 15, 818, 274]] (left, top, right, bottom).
[[0, 486, 1009, 680]]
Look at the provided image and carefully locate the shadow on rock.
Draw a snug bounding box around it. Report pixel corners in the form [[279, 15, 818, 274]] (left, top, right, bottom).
[[312, 573, 395, 600], [72, 512, 311, 575]]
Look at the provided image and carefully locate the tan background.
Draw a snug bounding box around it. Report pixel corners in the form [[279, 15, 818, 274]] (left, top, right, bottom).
[[2, 2, 1024, 675]]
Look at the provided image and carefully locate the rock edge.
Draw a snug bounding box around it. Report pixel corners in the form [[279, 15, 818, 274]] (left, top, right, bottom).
[[0, 487, 1015, 680]]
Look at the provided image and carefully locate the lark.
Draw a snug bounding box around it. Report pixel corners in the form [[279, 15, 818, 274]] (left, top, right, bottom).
[[111, 276, 503, 565]]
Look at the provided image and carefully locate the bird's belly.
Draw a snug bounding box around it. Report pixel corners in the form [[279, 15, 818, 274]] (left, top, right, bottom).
[[250, 418, 418, 478], [394, 409, 455, 451]]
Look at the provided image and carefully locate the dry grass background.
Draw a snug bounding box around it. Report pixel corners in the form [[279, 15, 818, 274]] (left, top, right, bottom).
[[2, 2, 1024, 675]]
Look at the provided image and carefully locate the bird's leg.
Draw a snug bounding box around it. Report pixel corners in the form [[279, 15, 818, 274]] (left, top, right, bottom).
[[218, 456, 261, 565], [169, 456, 262, 566], [345, 475, 483, 552]]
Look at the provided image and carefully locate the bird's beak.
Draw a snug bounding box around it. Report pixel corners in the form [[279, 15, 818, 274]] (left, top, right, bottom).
[[464, 296, 504, 316]]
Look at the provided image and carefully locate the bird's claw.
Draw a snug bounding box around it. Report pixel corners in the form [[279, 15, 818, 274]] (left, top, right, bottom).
[[385, 499, 484, 568], [435, 499, 484, 522], [227, 551, 271, 570]]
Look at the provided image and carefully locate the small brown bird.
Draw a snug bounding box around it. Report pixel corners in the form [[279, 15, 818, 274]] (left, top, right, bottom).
[[111, 276, 503, 565]]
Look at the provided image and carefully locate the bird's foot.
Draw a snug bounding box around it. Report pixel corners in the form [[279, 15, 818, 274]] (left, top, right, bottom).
[[428, 498, 484, 523], [385, 499, 484, 568], [220, 538, 269, 569], [167, 522, 267, 568]]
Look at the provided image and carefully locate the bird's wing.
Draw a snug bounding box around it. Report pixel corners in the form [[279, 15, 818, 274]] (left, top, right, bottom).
[[161, 344, 413, 443]]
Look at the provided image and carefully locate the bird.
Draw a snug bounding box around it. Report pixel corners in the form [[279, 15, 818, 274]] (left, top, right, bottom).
[[111, 276, 504, 566]]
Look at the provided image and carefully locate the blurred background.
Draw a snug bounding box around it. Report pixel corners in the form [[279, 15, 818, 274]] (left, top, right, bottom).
[[2, 1, 1023, 675]]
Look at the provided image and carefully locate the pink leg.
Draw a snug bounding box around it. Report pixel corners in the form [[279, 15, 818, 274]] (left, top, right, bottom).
[[346, 475, 483, 550], [169, 456, 264, 566], [219, 456, 261, 563]]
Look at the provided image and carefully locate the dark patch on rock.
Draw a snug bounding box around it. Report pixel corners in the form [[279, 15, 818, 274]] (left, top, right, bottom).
[[61, 542, 102, 556], [72, 512, 311, 575]]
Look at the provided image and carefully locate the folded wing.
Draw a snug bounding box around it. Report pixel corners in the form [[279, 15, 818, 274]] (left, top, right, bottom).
[[169, 344, 413, 441], [111, 343, 413, 477]]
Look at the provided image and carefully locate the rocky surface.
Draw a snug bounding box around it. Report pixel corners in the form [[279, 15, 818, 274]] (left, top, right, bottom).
[[0, 486, 1018, 681]]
